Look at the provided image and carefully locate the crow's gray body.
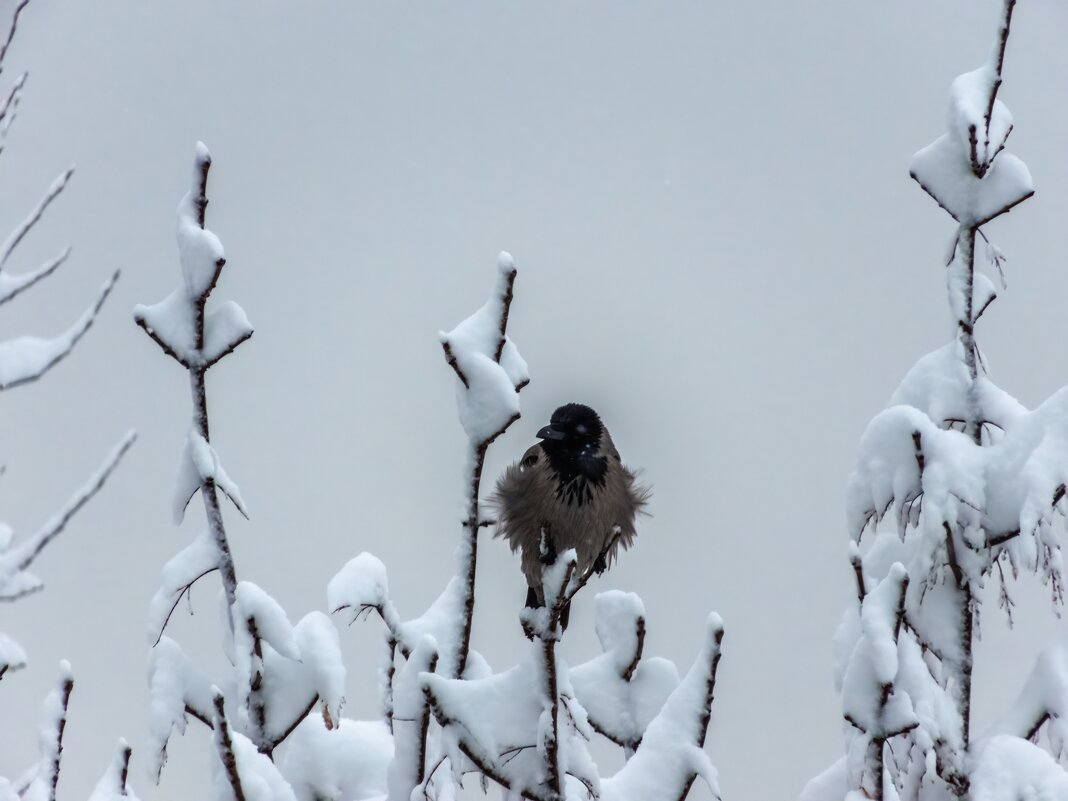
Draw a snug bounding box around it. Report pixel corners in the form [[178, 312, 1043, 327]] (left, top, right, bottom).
[[493, 428, 648, 604]]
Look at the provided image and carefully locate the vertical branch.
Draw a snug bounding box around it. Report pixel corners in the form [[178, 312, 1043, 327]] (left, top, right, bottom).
[[982, 0, 1017, 156], [30, 667, 75, 801], [415, 651, 440, 787], [186, 148, 239, 622], [246, 616, 268, 752], [671, 624, 725, 801], [47, 674, 73, 801], [117, 742, 132, 797], [448, 264, 521, 678], [213, 692, 248, 801], [869, 576, 910, 801], [384, 635, 397, 733], [947, 227, 979, 759], [943, 522, 974, 753], [536, 558, 576, 801]]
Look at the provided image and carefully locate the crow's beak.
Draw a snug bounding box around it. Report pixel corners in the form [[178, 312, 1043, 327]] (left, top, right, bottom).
[[537, 425, 566, 441]]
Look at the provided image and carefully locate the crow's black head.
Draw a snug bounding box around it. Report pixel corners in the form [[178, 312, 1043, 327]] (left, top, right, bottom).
[[536, 403, 608, 499], [537, 403, 604, 449]]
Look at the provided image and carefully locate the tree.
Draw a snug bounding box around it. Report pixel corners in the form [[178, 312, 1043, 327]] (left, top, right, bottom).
[[0, 1, 135, 798], [142, 144, 726, 801], [802, 2, 1068, 799]]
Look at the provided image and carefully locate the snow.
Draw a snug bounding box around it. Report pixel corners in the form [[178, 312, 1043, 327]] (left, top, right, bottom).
[[147, 529, 220, 643], [798, 758, 847, 801], [0, 632, 27, 673], [213, 728, 297, 801], [147, 637, 214, 781], [0, 167, 72, 274], [203, 301, 253, 365], [571, 592, 679, 749], [233, 581, 301, 733], [0, 269, 119, 390], [602, 613, 723, 801], [970, 735, 1068, 801], [173, 428, 248, 524], [947, 65, 1012, 173], [22, 662, 72, 801], [87, 742, 139, 801], [387, 637, 437, 801], [133, 142, 252, 370], [0, 429, 135, 669], [176, 169, 225, 301], [133, 288, 195, 362], [889, 343, 1027, 434], [988, 634, 1068, 746], [279, 717, 392, 801], [328, 553, 393, 622], [439, 252, 527, 444], [291, 612, 346, 726], [911, 135, 1032, 226], [0, 246, 69, 307], [398, 576, 468, 677]]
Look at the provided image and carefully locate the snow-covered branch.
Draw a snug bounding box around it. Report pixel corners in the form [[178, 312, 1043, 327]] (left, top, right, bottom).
[[439, 252, 528, 677], [136, 142, 252, 628], [21, 663, 73, 801], [87, 741, 139, 801]]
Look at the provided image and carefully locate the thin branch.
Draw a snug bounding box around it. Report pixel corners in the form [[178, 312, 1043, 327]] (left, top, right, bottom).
[[266, 693, 318, 754], [246, 616, 268, 752], [43, 672, 74, 801], [0, 0, 31, 73], [981, 0, 1017, 173], [0, 167, 72, 273], [0, 268, 120, 392], [622, 615, 645, 682], [6, 430, 136, 573], [493, 266, 518, 363], [152, 566, 219, 646], [116, 742, 132, 797], [851, 550, 867, 606], [441, 341, 468, 389], [416, 652, 440, 787], [185, 702, 213, 729]]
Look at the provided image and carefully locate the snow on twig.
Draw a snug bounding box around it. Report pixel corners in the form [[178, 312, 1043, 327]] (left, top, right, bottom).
[[0, 430, 136, 607], [0, 269, 119, 391]]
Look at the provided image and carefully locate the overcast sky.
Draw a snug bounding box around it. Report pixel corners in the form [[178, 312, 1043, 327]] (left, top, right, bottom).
[[2, 1, 1068, 800]]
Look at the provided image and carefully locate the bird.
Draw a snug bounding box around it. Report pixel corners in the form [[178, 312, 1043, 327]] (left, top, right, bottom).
[[492, 403, 649, 629]]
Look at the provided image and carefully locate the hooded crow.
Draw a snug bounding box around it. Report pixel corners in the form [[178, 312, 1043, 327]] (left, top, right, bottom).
[[493, 403, 649, 628]]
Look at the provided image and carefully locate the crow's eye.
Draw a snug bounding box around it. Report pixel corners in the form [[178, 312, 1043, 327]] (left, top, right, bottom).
[[575, 424, 588, 435]]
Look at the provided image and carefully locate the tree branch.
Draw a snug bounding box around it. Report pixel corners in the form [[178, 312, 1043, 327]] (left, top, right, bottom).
[[0, 0, 31, 73], [213, 692, 247, 801]]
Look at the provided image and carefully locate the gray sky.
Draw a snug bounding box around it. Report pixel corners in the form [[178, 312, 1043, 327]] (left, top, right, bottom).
[[1, 1, 1068, 800]]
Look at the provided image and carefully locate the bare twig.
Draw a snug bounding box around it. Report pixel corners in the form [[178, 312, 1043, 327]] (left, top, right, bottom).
[[441, 341, 469, 389], [151, 567, 219, 645], [979, 0, 1017, 176], [0, 0, 31, 73], [117, 741, 132, 797], [266, 692, 318, 754]]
